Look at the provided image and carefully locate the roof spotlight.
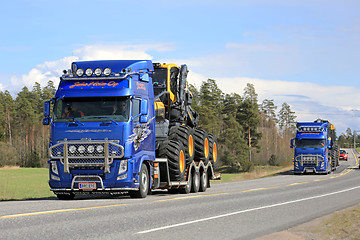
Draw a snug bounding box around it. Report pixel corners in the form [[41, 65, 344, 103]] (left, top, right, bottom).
[[76, 68, 84, 77], [94, 68, 102, 76]]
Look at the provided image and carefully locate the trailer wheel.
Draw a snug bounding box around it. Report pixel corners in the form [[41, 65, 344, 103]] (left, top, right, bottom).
[[169, 125, 195, 163], [199, 170, 207, 192], [194, 128, 209, 164], [56, 193, 75, 200], [130, 164, 149, 198], [191, 171, 200, 193], [180, 170, 192, 194], [208, 134, 218, 166], [158, 140, 186, 181]]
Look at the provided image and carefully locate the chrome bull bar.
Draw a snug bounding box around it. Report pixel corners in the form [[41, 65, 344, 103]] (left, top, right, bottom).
[[49, 138, 124, 173]]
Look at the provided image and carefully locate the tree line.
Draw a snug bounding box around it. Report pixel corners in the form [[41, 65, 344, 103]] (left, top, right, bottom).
[[190, 79, 297, 172], [0, 79, 297, 171]]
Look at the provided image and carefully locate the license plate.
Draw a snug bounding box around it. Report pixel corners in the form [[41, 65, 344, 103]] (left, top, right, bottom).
[[79, 182, 96, 189]]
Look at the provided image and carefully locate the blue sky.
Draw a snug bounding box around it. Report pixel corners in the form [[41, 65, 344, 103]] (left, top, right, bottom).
[[1, 0, 359, 134]]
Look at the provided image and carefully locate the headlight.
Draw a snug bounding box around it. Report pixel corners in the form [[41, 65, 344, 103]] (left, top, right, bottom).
[[85, 68, 93, 77], [76, 68, 84, 77], [78, 145, 86, 154], [87, 145, 95, 153], [118, 160, 128, 175], [69, 145, 76, 154], [51, 161, 59, 175], [96, 145, 104, 153], [103, 67, 111, 76], [94, 68, 102, 76]]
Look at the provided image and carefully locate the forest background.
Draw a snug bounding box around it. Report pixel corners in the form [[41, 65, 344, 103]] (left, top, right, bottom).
[[0, 79, 356, 172]]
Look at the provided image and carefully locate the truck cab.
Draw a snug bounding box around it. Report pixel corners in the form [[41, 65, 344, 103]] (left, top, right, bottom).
[[44, 60, 155, 199], [291, 119, 339, 174]]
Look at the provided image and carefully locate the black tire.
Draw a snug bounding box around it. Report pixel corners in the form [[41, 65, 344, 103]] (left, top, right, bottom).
[[158, 140, 186, 181], [191, 171, 200, 193], [199, 170, 207, 192], [208, 134, 218, 166], [168, 125, 195, 163], [130, 164, 149, 198], [179, 170, 192, 194], [194, 128, 209, 164], [56, 193, 75, 200]]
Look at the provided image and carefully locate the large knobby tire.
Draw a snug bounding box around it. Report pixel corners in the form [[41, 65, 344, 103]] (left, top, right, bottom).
[[158, 140, 186, 181], [168, 125, 195, 163], [208, 134, 218, 167], [194, 128, 210, 164], [130, 163, 149, 198]]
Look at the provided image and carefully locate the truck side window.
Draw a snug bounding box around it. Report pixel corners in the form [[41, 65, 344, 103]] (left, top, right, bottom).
[[132, 99, 140, 122]]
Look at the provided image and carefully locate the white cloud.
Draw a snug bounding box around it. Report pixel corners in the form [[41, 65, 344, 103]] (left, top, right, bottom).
[[74, 43, 174, 61], [5, 43, 358, 134], [187, 74, 360, 133]]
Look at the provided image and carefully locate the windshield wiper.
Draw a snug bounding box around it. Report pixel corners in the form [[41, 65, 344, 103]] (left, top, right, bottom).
[[90, 116, 118, 125], [64, 117, 85, 126]]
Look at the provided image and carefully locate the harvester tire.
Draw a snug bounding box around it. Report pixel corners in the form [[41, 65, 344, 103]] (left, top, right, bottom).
[[208, 134, 218, 166], [158, 140, 186, 181], [194, 128, 210, 164], [169, 125, 195, 163]]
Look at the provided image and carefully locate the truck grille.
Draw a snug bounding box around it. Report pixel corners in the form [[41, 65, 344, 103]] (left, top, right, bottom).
[[49, 139, 124, 173], [295, 155, 324, 166]]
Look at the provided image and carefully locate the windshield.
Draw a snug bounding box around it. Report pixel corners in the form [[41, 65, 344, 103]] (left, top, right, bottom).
[[340, 150, 346, 154], [53, 96, 130, 122], [295, 139, 325, 148]]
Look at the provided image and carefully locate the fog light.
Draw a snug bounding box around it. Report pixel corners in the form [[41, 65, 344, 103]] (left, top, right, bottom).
[[78, 145, 85, 154]]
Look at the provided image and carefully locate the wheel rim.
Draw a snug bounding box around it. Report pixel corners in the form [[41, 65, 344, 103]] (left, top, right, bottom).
[[213, 142, 217, 163], [179, 150, 185, 173], [202, 172, 207, 187], [188, 135, 194, 157], [141, 169, 148, 192], [204, 138, 209, 159]]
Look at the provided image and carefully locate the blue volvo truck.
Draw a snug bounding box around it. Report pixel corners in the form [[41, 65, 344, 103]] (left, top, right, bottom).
[[43, 60, 218, 199], [290, 119, 339, 174]]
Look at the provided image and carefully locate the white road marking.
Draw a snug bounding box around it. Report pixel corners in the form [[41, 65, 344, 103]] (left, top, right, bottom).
[[137, 185, 360, 234]]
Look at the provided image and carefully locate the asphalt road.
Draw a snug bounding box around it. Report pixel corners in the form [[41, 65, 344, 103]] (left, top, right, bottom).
[[1, 149, 360, 240]]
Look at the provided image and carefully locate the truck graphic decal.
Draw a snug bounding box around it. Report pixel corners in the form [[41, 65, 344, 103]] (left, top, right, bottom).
[[127, 117, 154, 151]]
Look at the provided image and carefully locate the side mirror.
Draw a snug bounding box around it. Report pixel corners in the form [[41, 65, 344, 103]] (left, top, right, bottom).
[[290, 138, 295, 148], [42, 118, 50, 125], [44, 101, 50, 117], [140, 99, 148, 115], [328, 139, 332, 149]]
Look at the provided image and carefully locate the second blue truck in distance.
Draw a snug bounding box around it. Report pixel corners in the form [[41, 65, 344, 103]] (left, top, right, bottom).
[[291, 119, 339, 174]]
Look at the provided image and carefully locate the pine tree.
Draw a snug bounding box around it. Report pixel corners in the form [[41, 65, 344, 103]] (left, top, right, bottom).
[[278, 102, 297, 135], [236, 83, 262, 162]]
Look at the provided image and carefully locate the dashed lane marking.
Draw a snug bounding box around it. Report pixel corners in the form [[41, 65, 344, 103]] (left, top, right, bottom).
[[0, 203, 127, 219]]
